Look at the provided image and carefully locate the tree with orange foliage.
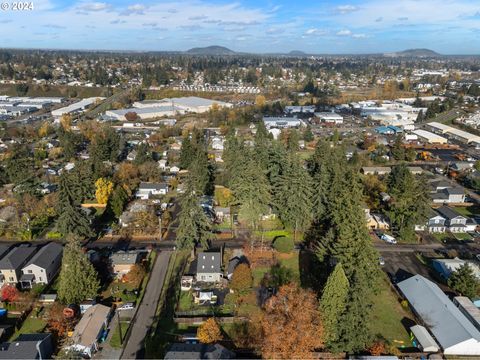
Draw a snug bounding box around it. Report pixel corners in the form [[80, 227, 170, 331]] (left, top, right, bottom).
[[47, 303, 75, 340], [197, 318, 223, 344], [261, 283, 323, 359], [368, 341, 386, 356], [1, 284, 18, 303], [124, 264, 146, 287]]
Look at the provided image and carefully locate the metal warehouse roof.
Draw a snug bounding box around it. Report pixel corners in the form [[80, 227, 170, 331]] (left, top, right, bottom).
[[412, 129, 448, 142], [398, 275, 480, 354]]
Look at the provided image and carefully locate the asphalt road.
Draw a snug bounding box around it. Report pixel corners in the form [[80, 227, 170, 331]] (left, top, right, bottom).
[[121, 250, 172, 360]]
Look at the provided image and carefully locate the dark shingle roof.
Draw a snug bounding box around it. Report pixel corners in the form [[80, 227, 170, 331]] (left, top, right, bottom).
[[0, 333, 52, 359], [436, 206, 466, 221], [196, 252, 221, 274], [24, 243, 62, 269], [0, 246, 37, 270]]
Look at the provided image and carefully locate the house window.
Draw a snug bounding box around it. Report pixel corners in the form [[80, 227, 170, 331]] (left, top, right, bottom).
[[41, 269, 44, 272], [435, 219, 439, 224], [28, 270, 32, 274], [39, 277, 42, 282], [9, 277, 14, 282]]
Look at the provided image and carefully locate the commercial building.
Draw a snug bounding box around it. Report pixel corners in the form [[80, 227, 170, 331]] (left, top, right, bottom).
[[398, 275, 480, 355], [133, 96, 232, 113], [315, 112, 344, 124], [51, 97, 104, 119], [426, 122, 480, 144], [263, 117, 303, 129], [427, 121, 453, 134], [412, 129, 448, 144], [105, 106, 183, 121]]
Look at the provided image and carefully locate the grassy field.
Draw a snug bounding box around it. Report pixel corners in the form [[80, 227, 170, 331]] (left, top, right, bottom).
[[370, 280, 412, 347], [110, 320, 130, 349], [11, 315, 47, 340]]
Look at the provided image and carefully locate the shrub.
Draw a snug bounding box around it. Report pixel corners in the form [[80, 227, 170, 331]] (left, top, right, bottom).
[[46, 231, 63, 239], [272, 236, 294, 253]]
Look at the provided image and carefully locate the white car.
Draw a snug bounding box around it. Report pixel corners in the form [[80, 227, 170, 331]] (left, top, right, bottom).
[[118, 303, 135, 311]]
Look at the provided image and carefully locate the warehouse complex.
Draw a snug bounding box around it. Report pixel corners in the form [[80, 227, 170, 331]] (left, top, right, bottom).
[[426, 121, 480, 144]]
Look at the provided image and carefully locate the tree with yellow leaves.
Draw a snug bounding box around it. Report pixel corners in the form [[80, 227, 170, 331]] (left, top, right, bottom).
[[255, 95, 266, 108], [60, 114, 72, 131], [197, 318, 223, 344], [38, 122, 52, 138], [95, 178, 114, 204]]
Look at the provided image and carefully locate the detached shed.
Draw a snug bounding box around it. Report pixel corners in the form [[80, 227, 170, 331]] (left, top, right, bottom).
[[410, 325, 440, 353]]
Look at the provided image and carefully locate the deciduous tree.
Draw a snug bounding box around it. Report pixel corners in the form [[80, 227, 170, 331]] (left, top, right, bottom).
[[197, 318, 223, 344], [230, 263, 253, 293], [261, 283, 323, 359], [95, 178, 114, 204]]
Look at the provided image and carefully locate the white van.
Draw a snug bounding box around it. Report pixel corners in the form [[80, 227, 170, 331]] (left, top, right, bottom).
[[380, 233, 397, 244]]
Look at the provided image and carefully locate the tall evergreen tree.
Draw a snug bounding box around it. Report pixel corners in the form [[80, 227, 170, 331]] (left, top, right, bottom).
[[320, 263, 349, 349], [309, 145, 380, 353], [56, 172, 94, 238], [273, 155, 313, 240], [57, 236, 99, 304], [179, 136, 194, 169], [386, 165, 429, 241], [176, 178, 214, 250], [448, 263, 479, 299]]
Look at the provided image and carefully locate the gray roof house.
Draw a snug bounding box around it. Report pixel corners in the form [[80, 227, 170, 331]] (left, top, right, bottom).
[[196, 252, 222, 283], [20, 242, 63, 289], [164, 343, 235, 359], [398, 274, 480, 355], [67, 304, 111, 358], [110, 250, 141, 278], [0, 333, 53, 359], [0, 246, 37, 285], [435, 206, 468, 233]]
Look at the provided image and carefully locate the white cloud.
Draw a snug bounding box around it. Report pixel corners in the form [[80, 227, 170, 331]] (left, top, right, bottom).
[[77, 2, 110, 12], [352, 33, 367, 39], [336, 29, 352, 36], [305, 28, 327, 36], [335, 5, 359, 14]]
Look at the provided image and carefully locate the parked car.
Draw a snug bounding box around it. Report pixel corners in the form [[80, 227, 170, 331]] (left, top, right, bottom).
[[118, 303, 135, 311], [380, 233, 397, 244]]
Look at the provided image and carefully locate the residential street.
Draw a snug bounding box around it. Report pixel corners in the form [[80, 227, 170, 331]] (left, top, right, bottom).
[[121, 250, 172, 360]]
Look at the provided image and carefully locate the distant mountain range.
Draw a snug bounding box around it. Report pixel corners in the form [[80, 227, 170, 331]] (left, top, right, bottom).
[[384, 48, 441, 57], [185, 45, 236, 55], [181, 45, 442, 57]]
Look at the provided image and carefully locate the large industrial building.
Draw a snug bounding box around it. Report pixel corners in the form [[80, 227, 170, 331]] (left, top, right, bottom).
[[52, 97, 104, 119], [426, 122, 480, 144], [263, 117, 304, 129], [133, 96, 232, 113], [398, 275, 480, 356], [105, 106, 183, 121], [412, 129, 448, 144]]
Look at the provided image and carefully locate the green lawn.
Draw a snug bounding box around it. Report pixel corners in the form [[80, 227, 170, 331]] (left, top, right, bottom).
[[278, 253, 300, 282], [11, 315, 47, 340], [370, 280, 412, 347], [252, 266, 270, 287], [109, 321, 130, 349], [452, 232, 472, 241], [452, 206, 480, 217]]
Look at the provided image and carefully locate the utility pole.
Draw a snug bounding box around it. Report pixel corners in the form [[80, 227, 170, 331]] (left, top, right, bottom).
[[159, 216, 162, 242]]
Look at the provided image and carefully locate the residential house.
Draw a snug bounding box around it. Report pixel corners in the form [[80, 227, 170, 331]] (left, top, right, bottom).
[[68, 304, 111, 358], [169, 165, 180, 174], [164, 343, 235, 359], [196, 252, 222, 283], [0, 333, 53, 360], [0, 246, 37, 285], [135, 182, 168, 200], [430, 180, 466, 204], [110, 250, 141, 278], [361, 167, 391, 176], [211, 137, 224, 151], [126, 150, 137, 161], [398, 275, 480, 355], [432, 258, 480, 280], [214, 207, 230, 222], [416, 208, 446, 233], [158, 159, 168, 171], [435, 206, 468, 233], [20, 243, 63, 289], [119, 202, 149, 228]]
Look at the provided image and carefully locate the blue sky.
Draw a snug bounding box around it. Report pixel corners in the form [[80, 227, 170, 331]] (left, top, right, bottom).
[[1, 0, 480, 54]]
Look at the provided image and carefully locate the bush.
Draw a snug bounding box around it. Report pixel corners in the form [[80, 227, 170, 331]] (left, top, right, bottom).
[[272, 236, 294, 253], [46, 231, 63, 239]]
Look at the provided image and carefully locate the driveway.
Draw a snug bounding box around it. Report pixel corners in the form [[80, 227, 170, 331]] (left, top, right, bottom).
[[121, 250, 172, 359]]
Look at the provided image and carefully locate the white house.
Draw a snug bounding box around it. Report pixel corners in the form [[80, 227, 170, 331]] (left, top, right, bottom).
[[135, 182, 168, 200], [20, 242, 62, 289], [158, 159, 168, 171], [196, 252, 222, 283]]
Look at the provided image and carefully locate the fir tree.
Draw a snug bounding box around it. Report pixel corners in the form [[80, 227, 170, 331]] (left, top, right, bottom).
[[57, 236, 99, 304], [320, 263, 349, 349], [448, 263, 479, 299]]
